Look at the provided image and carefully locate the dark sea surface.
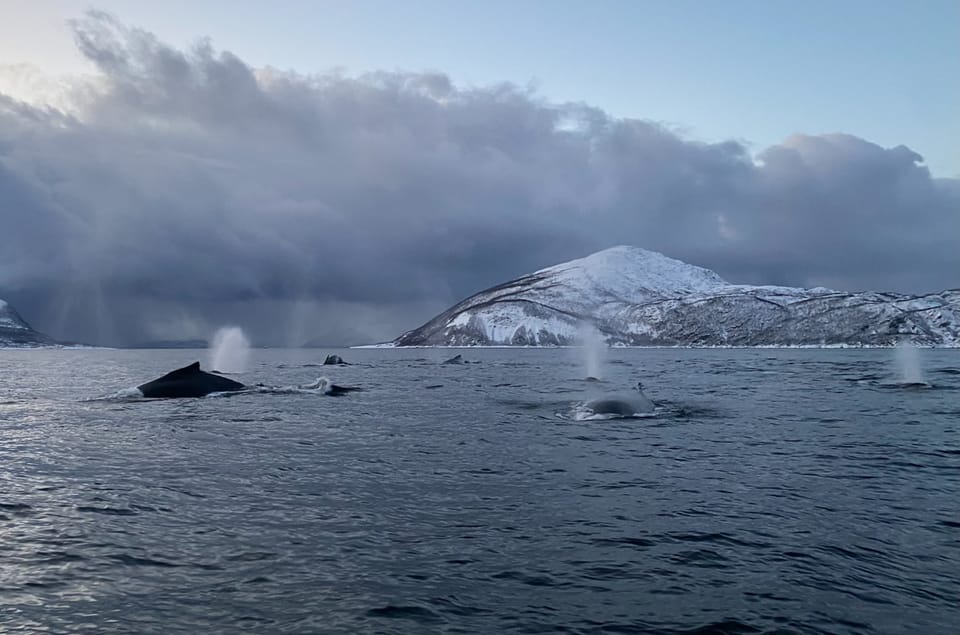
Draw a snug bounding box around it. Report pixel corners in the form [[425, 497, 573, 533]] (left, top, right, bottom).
[[1, 347, 958, 634]]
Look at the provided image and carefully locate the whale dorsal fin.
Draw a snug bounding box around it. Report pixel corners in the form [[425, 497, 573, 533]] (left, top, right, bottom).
[[154, 361, 203, 381]]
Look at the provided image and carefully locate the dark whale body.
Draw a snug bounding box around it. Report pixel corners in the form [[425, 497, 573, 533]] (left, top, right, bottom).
[[137, 362, 246, 398], [580, 383, 655, 418], [582, 398, 643, 416]]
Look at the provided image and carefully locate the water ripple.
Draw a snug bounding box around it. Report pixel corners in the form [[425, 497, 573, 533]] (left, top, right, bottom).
[[0, 347, 958, 633]]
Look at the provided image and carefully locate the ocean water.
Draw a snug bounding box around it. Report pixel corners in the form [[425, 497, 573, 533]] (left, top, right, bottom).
[[1, 347, 958, 634]]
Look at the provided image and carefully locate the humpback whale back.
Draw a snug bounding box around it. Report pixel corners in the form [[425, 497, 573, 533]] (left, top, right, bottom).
[[577, 382, 655, 420], [152, 361, 202, 381], [138, 362, 246, 398]]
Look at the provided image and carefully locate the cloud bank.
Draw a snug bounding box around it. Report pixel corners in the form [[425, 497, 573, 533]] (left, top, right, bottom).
[[1, 11, 957, 346]]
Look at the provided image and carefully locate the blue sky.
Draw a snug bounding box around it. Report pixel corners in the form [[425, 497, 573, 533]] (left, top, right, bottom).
[[2, 0, 958, 176]]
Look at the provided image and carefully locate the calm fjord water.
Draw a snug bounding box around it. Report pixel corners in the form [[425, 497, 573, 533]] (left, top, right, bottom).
[[1, 348, 958, 634]]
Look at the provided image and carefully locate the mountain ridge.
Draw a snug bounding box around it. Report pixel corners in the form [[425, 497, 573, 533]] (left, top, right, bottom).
[[393, 246, 960, 347], [0, 298, 58, 347]]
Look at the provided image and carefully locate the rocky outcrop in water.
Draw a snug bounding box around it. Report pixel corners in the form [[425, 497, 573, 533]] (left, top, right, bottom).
[[393, 246, 960, 347]]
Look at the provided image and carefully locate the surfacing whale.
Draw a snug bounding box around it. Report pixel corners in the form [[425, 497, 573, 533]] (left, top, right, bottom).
[[137, 362, 246, 398], [577, 382, 655, 420], [133, 362, 364, 399], [296, 377, 362, 396]]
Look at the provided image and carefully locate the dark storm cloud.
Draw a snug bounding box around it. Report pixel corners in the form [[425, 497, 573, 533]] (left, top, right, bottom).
[[1, 11, 957, 346]]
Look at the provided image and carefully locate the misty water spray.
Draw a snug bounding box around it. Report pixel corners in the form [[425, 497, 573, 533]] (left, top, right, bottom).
[[894, 339, 925, 385], [209, 326, 251, 374], [579, 323, 606, 379]]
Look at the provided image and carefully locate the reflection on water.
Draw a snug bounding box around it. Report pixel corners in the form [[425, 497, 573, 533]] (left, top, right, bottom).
[[1, 347, 959, 633]]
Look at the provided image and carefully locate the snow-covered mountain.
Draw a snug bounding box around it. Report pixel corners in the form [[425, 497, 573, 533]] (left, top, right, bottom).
[[0, 298, 57, 347], [394, 246, 960, 347]]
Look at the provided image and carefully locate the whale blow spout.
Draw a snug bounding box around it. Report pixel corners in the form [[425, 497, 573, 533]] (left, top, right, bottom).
[[209, 327, 250, 374], [894, 340, 926, 386], [578, 323, 605, 381]]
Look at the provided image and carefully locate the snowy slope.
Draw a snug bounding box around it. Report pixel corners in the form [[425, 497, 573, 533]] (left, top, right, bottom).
[[0, 298, 57, 347], [394, 246, 960, 347]]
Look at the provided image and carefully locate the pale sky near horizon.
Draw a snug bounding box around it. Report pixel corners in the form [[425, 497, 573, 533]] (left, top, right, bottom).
[[1, 0, 958, 176]]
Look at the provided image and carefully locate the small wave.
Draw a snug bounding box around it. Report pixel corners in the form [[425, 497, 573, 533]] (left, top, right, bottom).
[[295, 377, 331, 392], [573, 411, 658, 421], [250, 381, 327, 395], [243, 576, 272, 584], [670, 548, 731, 569], [365, 605, 442, 622], [667, 531, 771, 549], [33, 551, 87, 565], [592, 536, 656, 548], [112, 387, 145, 399], [570, 404, 659, 421], [84, 387, 145, 402], [429, 595, 488, 617], [109, 553, 180, 568], [491, 570, 560, 586], [0, 502, 33, 517], [225, 551, 277, 562], [847, 374, 941, 390], [847, 373, 884, 382], [243, 377, 361, 396], [497, 397, 550, 411], [77, 505, 139, 516], [0, 502, 32, 511], [208, 378, 360, 397], [877, 381, 935, 390], [678, 620, 762, 634]]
